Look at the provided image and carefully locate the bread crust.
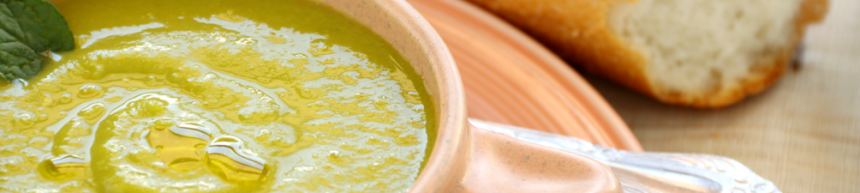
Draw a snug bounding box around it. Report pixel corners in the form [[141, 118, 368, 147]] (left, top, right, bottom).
[[467, 0, 829, 108]]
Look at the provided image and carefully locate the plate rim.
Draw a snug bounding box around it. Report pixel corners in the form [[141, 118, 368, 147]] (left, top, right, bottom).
[[410, 0, 642, 150]]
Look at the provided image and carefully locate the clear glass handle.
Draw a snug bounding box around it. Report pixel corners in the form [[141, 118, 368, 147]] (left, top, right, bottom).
[[469, 119, 781, 193]]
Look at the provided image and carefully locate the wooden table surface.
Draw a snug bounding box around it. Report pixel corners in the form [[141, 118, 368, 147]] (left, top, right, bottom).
[[588, 1, 860, 192]]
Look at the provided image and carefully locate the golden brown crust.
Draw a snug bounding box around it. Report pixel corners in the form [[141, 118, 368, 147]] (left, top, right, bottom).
[[466, 0, 654, 96], [467, 0, 829, 108]]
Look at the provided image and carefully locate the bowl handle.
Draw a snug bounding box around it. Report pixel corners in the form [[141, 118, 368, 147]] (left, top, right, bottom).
[[468, 119, 782, 193], [453, 121, 622, 192]]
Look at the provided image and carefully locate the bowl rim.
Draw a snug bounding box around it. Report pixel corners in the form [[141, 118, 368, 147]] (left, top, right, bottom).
[[328, 0, 471, 191]]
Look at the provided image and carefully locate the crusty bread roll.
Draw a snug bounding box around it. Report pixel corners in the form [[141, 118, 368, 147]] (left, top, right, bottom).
[[466, 0, 829, 108]]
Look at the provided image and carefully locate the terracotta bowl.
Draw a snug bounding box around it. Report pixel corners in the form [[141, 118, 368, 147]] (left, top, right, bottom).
[[320, 0, 620, 192], [45, 0, 621, 191]]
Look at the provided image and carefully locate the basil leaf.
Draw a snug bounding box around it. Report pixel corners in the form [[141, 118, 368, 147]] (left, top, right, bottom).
[[0, 0, 74, 80]]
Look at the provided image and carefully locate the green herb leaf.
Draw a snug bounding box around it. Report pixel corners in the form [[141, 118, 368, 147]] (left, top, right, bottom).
[[0, 0, 74, 80]]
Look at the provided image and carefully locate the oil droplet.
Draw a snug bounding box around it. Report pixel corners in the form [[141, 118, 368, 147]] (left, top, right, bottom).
[[77, 103, 106, 120], [77, 84, 103, 99], [38, 155, 88, 180], [58, 93, 73, 104], [13, 112, 35, 128], [171, 123, 213, 141], [206, 136, 269, 185], [146, 123, 212, 172]]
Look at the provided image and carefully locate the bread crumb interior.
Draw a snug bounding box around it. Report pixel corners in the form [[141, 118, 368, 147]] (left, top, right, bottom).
[[608, 0, 802, 98]]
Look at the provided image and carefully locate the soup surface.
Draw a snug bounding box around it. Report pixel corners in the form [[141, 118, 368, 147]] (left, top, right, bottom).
[[0, 0, 435, 192]]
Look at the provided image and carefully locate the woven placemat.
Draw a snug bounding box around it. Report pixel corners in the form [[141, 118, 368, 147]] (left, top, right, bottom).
[[589, 0, 860, 191]]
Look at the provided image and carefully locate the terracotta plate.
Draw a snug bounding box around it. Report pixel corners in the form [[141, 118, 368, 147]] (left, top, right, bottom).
[[408, 0, 642, 150]]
